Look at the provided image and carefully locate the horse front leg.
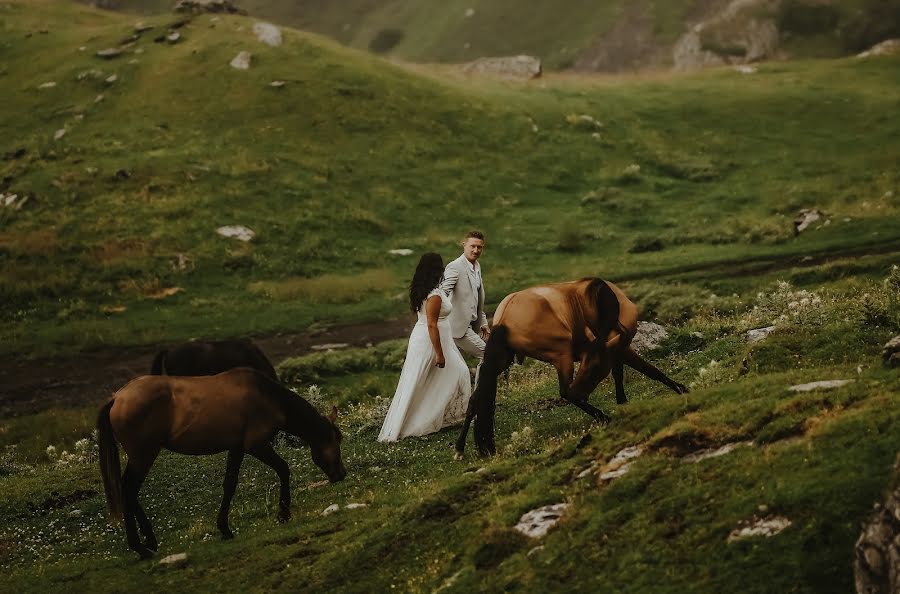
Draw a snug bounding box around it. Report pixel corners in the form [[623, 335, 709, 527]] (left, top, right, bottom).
[[454, 398, 477, 460], [561, 356, 611, 424], [217, 448, 245, 539], [623, 347, 688, 394], [249, 442, 291, 522]]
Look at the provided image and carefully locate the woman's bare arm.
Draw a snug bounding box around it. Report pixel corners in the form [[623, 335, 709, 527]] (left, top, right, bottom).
[[425, 295, 445, 368]]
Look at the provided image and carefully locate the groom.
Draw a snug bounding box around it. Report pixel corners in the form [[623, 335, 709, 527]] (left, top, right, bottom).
[[441, 231, 490, 377]]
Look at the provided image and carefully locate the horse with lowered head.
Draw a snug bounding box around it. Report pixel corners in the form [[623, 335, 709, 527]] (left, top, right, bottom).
[[97, 367, 345, 559], [456, 278, 688, 457], [150, 338, 279, 381]]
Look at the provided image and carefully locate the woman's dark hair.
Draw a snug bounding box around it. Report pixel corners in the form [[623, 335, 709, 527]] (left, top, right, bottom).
[[409, 252, 444, 313]]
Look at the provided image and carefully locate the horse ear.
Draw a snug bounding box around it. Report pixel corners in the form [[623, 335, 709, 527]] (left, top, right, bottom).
[[328, 406, 338, 423]]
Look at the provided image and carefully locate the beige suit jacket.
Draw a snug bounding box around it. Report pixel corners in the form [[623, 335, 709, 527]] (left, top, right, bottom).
[[441, 255, 487, 339]]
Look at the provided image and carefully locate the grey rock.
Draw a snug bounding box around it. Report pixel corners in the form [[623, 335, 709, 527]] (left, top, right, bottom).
[[631, 322, 668, 353], [230, 51, 252, 70], [96, 47, 124, 59], [854, 455, 900, 594], [883, 335, 900, 368], [174, 0, 247, 14], [159, 552, 188, 567], [788, 380, 854, 392], [857, 39, 900, 58], [746, 325, 776, 343], [727, 516, 792, 542], [462, 55, 542, 79], [216, 225, 255, 241], [253, 22, 282, 47], [514, 503, 569, 538], [794, 208, 824, 235]]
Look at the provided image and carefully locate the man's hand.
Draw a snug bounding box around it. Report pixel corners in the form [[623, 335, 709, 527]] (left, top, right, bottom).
[[480, 325, 491, 341]]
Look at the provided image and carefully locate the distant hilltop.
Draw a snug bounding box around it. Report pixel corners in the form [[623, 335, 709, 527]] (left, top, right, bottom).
[[84, 0, 900, 72]]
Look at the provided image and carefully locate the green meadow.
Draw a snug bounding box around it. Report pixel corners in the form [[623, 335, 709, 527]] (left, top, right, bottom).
[[1, 1, 899, 592]]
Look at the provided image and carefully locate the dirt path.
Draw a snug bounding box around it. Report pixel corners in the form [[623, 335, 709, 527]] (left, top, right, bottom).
[[3, 237, 897, 418], [0, 316, 416, 418]]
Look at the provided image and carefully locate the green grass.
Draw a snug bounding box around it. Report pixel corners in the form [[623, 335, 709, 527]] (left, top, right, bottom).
[[1, 4, 900, 591]]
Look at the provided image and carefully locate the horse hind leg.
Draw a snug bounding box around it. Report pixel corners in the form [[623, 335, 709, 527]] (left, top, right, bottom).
[[217, 448, 245, 539], [121, 449, 160, 559], [624, 347, 688, 394], [612, 350, 627, 404]]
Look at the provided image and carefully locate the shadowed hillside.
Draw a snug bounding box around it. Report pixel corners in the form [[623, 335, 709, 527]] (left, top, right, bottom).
[[86, 0, 900, 71]]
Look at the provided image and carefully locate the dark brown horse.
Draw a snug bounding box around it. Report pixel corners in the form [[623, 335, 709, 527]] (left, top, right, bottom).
[[97, 367, 345, 559], [150, 338, 278, 381], [456, 278, 688, 456]]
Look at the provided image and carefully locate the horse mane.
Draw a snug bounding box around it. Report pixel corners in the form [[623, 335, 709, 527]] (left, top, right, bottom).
[[253, 372, 335, 444]]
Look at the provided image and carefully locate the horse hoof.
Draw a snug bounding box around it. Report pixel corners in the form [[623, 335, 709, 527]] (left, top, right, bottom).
[[146, 539, 159, 551], [277, 512, 291, 523], [135, 547, 154, 560], [221, 531, 234, 540]]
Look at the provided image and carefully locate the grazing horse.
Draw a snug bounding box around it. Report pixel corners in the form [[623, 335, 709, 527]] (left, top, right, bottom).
[[456, 278, 688, 457], [97, 367, 345, 559], [150, 338, 279, 381]]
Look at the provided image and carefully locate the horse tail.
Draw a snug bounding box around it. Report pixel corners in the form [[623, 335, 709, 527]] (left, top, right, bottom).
[[149, 349, 167, 375], [248, 342, 279, 382], [97, 399, 123, 523], [591, 279, 621, 357], [473, 325, 512, 457]]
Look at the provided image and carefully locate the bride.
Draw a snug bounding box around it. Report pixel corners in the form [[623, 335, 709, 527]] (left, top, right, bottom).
[[378, 252, 471, 442]]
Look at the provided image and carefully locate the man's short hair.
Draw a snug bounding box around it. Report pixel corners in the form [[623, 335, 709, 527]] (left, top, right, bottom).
[[465, 230, 485, 241]]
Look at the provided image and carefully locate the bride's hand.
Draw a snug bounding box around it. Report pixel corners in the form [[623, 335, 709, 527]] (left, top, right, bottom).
[[435, 354, 445, 368]]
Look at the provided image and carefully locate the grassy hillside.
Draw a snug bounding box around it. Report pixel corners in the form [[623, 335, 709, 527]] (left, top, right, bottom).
[[91, 0, 900, 70], [1, 2, 900, 592], [3, 0, 899, 360]]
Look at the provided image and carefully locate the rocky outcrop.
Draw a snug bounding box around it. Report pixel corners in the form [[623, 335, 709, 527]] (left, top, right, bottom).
[[854, 455, 900, 594], [462, 55, 542, 79], [174, 0, 247, 15], [857, 39, 900, 58]]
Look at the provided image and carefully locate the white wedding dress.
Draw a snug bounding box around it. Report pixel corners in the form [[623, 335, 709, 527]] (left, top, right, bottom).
[[378, 289, 471, 442]]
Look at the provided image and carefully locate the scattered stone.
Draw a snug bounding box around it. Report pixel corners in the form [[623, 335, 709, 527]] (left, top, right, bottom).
[[322, 504, 340, 516], [134, 48, 144, 54], [882, 335, 900, 368], [100, 305, 127, 314], [631, 322, 668, 353], [514, 503, 569, 538], [310, 343, 349, 351], [857, 39, 900, 58], [134, 22, 154, 33], [734, 65, 757, 74], [167, 32, 181, 44], [269, 80, 286, 88], [388, 248, 413, 256], [794, 208, 824, 235], [304, 479, 329, 490], [253, 22, 282, 47], [746, 325, 776, 343], [94, 94, 104, 103], [691, 331, 704, 339], [727, 516, 792, 542], [464, 8, 475, 17], [172, 253, 194, 272], [682, 441, 753, 464], [216, 225, 255, 241], [159, 552, 189, 567], [174, 0, 247, 14], [38, 81, 56, 89], [105, 74, 117, 84], [53, 129, 66, 141], [526, 545, 544, 558], [345, 503, 368, 510], [462, 55, 542, 80], [76, 69, 104, 81], [0, 193, 27, 210], [230, 51, 252, 70], [96, 47, 124, 59], [147, 287, 183, 300], [788, 379, 854, 393], [68, 509, 82, 517], [597, 445, 644, 482]]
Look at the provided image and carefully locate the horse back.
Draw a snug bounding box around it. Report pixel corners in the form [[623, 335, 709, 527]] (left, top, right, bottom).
[[159, 339, 278, 380], [493, 288, 581, 358]]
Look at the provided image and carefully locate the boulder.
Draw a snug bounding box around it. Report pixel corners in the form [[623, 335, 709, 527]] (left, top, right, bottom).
[[854, 455, 900, 594], [788, 379, 854, 392], [462, 55, 542, 80], [857, 39, 900, 58], [159, 552, 188, 567], [746, 325, 776, 343], [794, 208, 824, 234], [727, 516, 792, 542], [631, 322, 668, 353], [883, 335, 900, 368], [216, 225, 255, 241]]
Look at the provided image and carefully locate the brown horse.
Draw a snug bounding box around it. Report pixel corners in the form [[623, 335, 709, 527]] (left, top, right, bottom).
[[455, 278, 688, 456], [97, 367, 345, 559], [150, 338, 279, 381]]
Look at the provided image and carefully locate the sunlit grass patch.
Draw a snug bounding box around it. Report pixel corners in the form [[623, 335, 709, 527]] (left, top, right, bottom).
[[249, 268, 399, 303]]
